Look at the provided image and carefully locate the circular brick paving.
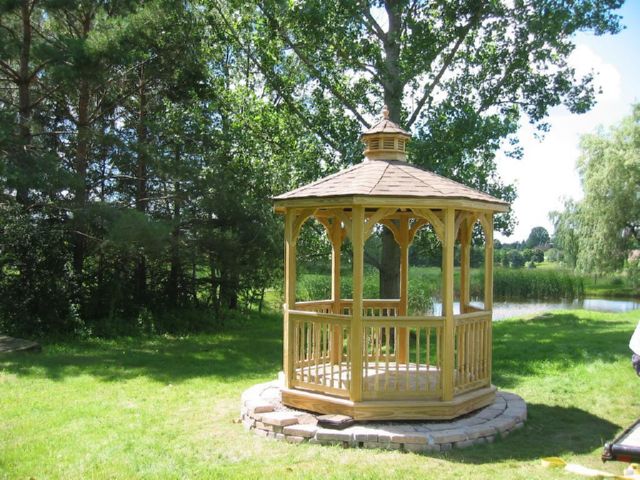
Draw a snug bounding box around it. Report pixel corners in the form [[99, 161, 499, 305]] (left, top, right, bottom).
[[240, 380, 526, 452]]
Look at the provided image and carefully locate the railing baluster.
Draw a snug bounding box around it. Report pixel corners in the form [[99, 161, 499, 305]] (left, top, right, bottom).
[[384, 326, 391, 390], [299, 322, 304, 382], [322, 322, 327, 387], [364, 327, 369, 392], [416, 327, 421, 392]]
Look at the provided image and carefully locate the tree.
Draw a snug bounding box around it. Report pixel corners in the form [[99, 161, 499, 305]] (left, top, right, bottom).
[[221, 0, 624, 298], [508, 250, 525, 269], [526, 226, 550, 249], [576, 105, 640, 274], [1, 0, 327, 335], [549, 200, 581, 268], [532, 248, 545, 263]]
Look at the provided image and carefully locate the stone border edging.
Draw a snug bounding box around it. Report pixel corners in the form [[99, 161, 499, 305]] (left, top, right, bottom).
[[240, 381, 526, 452]]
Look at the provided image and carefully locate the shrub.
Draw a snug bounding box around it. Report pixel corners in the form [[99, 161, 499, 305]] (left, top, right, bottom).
[[408, 273, 436, 315]]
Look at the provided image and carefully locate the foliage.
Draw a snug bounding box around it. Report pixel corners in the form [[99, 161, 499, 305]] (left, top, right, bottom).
[[532, 249, 545, 263], [551, 105, 640, 276], [549, 200, 581, 268], [545, 248, 560, 263], [230, 0, 624, 298], [508, 250, 525, 268], [0, 0, 329, 335], [526, 226, 551, 249], [576, 105, 640, 274], [408, 271, 437, 315], [0, 204, 80, 336], [628, 258, 640, 289], [0, 0, 627, 335]]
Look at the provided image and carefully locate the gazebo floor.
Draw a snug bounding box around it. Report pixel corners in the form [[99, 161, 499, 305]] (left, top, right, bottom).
[[286, 361, 495, 420], [296, 361, 442, 394]]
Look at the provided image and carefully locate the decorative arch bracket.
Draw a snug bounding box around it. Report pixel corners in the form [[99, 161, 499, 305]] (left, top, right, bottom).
[[291, 208, 317, 242], [412, 208, 445, 242], [455, 211, 479, 244], [365, 208, 397, 239]]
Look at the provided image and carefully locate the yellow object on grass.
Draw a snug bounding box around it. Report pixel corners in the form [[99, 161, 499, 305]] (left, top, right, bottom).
[[541, 457, 631, 479]]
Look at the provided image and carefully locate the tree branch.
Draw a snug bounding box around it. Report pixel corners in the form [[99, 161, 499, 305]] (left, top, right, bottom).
[[478, 58, 519, 113], [406, 12, 482, 128], [0, 21, 19, 41], [361, 4, 386, 42], [258, 5, 371, 128], [28, 58, 54, 80], [211, 0, 346, 153], [0, 59, 19, 81]]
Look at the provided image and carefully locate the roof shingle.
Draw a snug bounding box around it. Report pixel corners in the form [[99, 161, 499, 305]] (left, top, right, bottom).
[[274, 160, 508, 207]]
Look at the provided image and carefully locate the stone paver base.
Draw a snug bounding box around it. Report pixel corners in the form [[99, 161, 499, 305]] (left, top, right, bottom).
[[240, 380, 526, 452]]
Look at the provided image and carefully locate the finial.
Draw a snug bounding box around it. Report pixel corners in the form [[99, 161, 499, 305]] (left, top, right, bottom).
[[382, 105, 389, 120]]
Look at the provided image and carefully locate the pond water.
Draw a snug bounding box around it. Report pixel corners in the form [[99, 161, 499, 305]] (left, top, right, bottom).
[[431, 298, 640, 320]]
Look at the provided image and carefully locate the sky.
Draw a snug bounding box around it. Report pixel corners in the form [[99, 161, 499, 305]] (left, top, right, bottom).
[[495, 2, 640, 243]]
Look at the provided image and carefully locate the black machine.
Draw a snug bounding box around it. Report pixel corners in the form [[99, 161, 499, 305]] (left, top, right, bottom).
[[603, 419, 640, 463]]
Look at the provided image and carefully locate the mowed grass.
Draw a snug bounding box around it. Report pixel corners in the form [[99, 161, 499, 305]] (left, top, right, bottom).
[[1, 309, 639, 479]]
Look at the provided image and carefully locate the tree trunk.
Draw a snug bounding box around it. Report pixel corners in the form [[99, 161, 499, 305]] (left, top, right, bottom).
[[16, 0, 34, 206], [134, 65, 148, 305], [167, 177, 181, 307], [380, 229, 400, 298], [220, 272, 239, 310], [72, 10, 94, 277], [73, 77, 90, 276], [379, 0, 404, 298]]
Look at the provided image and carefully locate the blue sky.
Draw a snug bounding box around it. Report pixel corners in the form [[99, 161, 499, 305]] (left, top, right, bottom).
[[495, 1, 640, 243]]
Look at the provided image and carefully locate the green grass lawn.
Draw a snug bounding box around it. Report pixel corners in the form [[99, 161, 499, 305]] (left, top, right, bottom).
[[2, 309, 639, 479]]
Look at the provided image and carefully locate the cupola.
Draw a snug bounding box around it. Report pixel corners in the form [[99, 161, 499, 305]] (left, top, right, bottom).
[[361, 105, 412, 161]]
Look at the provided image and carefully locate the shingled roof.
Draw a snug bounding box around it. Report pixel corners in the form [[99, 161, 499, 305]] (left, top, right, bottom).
[[274, 106, 509, 211], [273, 159, 507, 207]]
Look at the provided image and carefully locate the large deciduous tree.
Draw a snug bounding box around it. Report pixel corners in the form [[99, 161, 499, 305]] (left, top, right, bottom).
[[575, 105, 640, 275], [526, 226, 550, 249], [219, 0, 623, 297]]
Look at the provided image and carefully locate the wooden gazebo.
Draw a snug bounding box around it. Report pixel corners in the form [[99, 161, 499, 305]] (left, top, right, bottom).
[[273, 108, 509, 420]]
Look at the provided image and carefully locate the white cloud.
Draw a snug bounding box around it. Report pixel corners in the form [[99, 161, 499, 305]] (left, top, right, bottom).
[[569, 44, 622, 102], [495, 44, 624, 243]]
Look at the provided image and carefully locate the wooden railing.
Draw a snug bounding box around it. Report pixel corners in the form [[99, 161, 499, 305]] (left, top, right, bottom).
[[288, 299, 492, 401], [293, 300, 333, 314], [294, 299, 401, 316], [362, 315, 444, 400], [289, 310, 351, 397], [454, 311, 492, 394]]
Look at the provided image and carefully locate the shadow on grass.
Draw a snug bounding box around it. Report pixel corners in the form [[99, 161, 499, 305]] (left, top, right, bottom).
[[0, 312, 284, 384], [492, 311, 632, 389], [1, 311, 633, 390], [445, 402, 620, 463]]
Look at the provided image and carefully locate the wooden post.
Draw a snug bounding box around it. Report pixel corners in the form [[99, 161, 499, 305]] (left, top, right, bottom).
[[442, 208, 455, 401], [398, 214, 409, 364], [330, 215, 342, 364], [484, 213, 494, 386], [283, 209, 297, 388], [350, 205, 365, 402], [460, 219, 471, 314], [483, 214, 494, 311]]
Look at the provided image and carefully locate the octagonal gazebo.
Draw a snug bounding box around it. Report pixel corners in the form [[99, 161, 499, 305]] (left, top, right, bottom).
[[273, 108, 509, 420]]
